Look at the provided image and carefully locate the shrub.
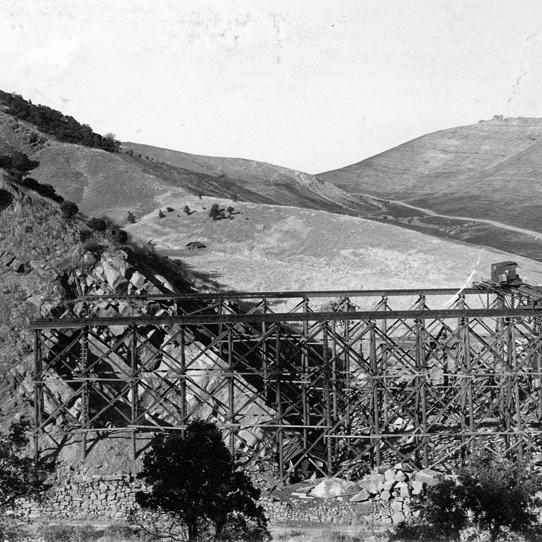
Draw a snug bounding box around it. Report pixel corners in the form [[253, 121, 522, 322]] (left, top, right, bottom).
[[111, 228, 128, 244], [0, 419, 51, 538], [36, 183, 60, 200], [59, 200, 79, 219], [391, 452, 542, 542], [0, 91, 119, 152], [79, 229, 92, 242], [459, 452, 541, 541], [136, 419, 270, 542], [87, 217, 107, 232]]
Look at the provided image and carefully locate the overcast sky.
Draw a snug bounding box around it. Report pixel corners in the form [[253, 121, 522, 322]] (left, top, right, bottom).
[[1, 0, 542, 173]]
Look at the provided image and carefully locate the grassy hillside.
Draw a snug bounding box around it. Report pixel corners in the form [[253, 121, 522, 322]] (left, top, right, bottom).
[[123, 141, 379, 215], [126, 192, 542, 307], [319, 117, 542, 231], [0, 108, 378, 220]]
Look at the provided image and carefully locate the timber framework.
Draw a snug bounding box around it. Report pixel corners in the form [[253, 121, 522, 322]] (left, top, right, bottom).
[[31, 285, 542, 481]]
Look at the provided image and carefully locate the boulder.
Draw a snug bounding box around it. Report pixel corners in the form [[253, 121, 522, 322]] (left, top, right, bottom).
[[358, 473, 385, 494], [384, 468, 395, 481], [309, 477, 358, 498], [414, 468, 439, 487], [411, 480, 424, 495], [350, 489, 371, 502]]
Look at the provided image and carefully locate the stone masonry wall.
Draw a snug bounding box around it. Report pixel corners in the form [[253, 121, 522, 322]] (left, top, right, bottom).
[[16, 464, 428, 528]]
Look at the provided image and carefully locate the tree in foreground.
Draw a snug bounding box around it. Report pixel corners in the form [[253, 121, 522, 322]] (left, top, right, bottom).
[[391, 451, 542, 542], [136, 420, 270, 542], [0, 419, 50, 538]]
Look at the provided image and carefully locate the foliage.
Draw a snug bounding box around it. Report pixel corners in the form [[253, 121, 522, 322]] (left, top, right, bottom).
[[59, 200, 79, 219], [390, 452, 542, 542], [0, 418, 48, 511], [458, 452, 541, 541], [87, 217, 107, 231], [0, 419, 50, 539], [0, 150, 39, 175], [111, 227, 128, 244], [136, 420, 270, 542], [18, 176, 64, 203], [0, 90, 120, 152], [209, 203, 225, 220]]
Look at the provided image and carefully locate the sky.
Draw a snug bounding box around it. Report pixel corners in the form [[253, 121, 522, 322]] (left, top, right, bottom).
[[1, 0, 542, 173]]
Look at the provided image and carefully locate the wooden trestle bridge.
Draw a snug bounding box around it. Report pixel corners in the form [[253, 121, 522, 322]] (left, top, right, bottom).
[[31, 284, 542, 481]]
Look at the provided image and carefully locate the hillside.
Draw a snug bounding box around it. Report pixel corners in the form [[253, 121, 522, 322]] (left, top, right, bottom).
[[319, 117, 542, 232], [126, 192, 542, 307], [0, 101, 378, 220], [0, 171, 228, 471], [123, 141, 376, 215]]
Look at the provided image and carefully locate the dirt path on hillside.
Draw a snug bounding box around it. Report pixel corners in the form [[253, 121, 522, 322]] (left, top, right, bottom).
[[368, 195, 542, 239]]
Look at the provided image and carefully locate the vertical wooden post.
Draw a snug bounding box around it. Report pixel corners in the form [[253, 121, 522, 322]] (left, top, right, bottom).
[[322, 323, 333, 474], [536, 317, 542, 420], [302, 298, 309, 449], [504, 317, 513, 455], [262, 299, 269, 399], [275, 326, 284, 480], [130, 325, 138, 464], [415, 318, 428, 466], [465, 317, 474, 457], [179, 326, 187, 436], [343, 298, 352, 456], [331, 319, 339, 422], [81, 327, 89, 461], [33, 330, 42, 462], [369, 321, 380, 467], [228, 327, 235, 456]]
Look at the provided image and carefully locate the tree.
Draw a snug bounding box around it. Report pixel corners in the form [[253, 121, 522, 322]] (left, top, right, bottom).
[[87, 217, 107, 232], [59, 200, 79, 220], [0, 419, 50, 536], [391, 451, 542, 542], [459, 452, 541, 541], [136, 420, 269, 542]]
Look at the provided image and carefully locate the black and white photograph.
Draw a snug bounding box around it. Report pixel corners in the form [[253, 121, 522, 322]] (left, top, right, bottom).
[[2, 1, 542, 540]]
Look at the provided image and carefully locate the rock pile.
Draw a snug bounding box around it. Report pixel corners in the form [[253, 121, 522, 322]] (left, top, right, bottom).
[[269, 465, 440, 527]]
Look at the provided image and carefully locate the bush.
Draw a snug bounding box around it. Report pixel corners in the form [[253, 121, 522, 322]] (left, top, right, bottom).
[[391, 452, 542, 542], [87, 217, 107, 232], [136, 420, 270, 542], [0, 419, 51, 538], [111, 228, 128, 244], [0, 91, 120, 152], [59, 200, 79, 219]]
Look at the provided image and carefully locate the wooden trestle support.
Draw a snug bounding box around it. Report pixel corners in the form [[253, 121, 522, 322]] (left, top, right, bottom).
[[31, 286, 542, 481]]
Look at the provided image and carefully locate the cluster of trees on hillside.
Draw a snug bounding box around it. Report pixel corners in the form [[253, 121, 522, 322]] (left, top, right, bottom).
[[0, 90, 119, 152]]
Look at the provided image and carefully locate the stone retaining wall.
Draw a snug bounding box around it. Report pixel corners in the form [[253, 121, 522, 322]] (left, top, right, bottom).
[[16, 466, 422, 528]]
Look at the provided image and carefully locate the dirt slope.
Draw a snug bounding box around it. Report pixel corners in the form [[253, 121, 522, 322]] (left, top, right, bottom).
[[126, 193, 542, 309], [319, 117, 542, 231]]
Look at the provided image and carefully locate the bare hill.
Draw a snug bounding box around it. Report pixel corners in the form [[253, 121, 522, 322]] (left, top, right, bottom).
[[126, 193, 542, 306], [319, 117, 542, 232], [0, 110, 377, 220]]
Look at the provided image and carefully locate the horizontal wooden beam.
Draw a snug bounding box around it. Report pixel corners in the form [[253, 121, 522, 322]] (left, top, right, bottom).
[[49, 287, 486, 303], [31, 307, 542, 329]]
